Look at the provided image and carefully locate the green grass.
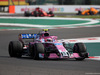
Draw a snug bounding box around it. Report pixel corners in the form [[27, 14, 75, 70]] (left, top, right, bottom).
[[0, 18, 90, 25], [56, 15, 100, 19], [70, 15, 100, 19]]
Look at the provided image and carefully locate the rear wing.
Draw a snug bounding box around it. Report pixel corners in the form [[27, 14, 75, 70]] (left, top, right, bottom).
[[19, 34, 37, 39]]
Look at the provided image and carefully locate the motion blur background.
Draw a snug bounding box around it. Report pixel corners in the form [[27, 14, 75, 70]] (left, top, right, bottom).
[[0, 0, 100, 12], [26, 0, 100, 5]]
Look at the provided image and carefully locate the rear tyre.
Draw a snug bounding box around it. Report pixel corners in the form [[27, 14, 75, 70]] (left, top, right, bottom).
[[29, 43, 44, 60], [34, 11, 38, 17], [8, 41, 23, 58], [77, 10, 82, 15], [24, 11, 30, 17], [73, 42, 88, 60], [48, 11, 54, 17]]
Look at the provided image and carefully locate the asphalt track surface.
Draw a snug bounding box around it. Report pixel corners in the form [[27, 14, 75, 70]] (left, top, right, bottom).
[[0, 27, 100, 75]]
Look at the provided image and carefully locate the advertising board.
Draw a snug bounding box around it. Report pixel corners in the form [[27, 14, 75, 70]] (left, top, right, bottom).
[[15, 5, 100, 13]]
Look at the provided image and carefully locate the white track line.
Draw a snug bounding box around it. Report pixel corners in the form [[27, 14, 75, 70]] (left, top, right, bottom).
[[88, 56, 100, 61], [59, 37, 100, 43], [0, 23, 51, 27]]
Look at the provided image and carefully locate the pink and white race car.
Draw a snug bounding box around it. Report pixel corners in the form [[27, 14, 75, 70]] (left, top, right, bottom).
[[8, 29, 88, 60]]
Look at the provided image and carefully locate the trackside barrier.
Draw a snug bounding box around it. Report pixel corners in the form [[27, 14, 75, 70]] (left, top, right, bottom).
[[9, 5, 15, 14], [15, 5, 100, 13]]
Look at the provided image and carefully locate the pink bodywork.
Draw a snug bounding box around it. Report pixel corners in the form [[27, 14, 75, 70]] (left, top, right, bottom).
[[19, 32, 82, 59], [38, 35, 81, 59]]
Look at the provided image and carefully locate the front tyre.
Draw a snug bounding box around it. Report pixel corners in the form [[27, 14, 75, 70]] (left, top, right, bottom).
[[29, 43, 44, 60], [73, 42, 88, 60], [8, 41, 23, 58]]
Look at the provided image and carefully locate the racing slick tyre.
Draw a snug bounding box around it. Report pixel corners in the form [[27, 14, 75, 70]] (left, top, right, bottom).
[[48, 11, 54, 17], [33, 11, 38, 17], [29, 43, 45, 60], [8, 41, 23, 58], [24, 11, 30, 17], [73, 42, 88, 60]]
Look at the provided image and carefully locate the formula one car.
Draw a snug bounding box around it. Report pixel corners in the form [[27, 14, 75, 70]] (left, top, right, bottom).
[[77, 7, 100, 15], [24, 7, 54, 17], [8, 29, 88, 60]]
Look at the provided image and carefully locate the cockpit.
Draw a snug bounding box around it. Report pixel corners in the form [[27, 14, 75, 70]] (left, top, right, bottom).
[[44, 33, 49, 37]]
